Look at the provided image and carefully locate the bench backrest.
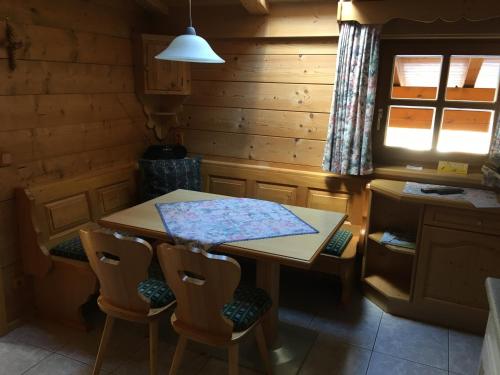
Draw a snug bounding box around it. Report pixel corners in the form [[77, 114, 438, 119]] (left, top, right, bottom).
[[15, 165, 137, 277]]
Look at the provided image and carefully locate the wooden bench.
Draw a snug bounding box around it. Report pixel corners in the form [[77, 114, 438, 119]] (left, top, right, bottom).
[[312, 224, 360, 304], [15, 165, 137, 330]]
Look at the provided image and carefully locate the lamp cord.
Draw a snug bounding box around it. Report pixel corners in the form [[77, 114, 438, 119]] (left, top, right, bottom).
[[188, 0, 193, 27]]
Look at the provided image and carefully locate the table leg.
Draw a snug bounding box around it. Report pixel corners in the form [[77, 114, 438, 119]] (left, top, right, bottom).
[[256, 261, 280, 346]]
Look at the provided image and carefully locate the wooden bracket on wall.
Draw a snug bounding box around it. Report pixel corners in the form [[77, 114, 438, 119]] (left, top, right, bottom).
[[138, 97, 180, 142], [240, 0, 269, 15]]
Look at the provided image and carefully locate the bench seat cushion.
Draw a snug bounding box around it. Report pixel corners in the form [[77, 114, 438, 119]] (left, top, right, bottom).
[[223, 285, 272, 332], [323, 229, 353, 257], [50, 237, 168, 289], [138, 278, 175, 308], [50, 237, 88, 261]]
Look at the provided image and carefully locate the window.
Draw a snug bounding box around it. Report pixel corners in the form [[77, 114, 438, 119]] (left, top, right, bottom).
[[374, 40, 500, 167]]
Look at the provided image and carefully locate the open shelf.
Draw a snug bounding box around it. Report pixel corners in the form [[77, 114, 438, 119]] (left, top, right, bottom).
[[364, 274, 411, 301], [368, 232, 416, 256]]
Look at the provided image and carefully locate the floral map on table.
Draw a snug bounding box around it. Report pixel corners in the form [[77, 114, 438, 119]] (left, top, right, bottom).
[[155, 198, 318, 250]]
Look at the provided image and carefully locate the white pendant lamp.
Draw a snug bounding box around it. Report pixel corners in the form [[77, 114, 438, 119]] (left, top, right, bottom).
[[155, 0, 225, 64]]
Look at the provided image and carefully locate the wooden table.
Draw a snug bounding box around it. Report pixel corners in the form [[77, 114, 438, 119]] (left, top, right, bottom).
[[99, 189, 346, 344]]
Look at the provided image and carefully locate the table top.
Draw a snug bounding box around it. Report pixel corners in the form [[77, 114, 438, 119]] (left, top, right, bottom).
[[370, 179, 500, 212], [99, 189, 346, 268]]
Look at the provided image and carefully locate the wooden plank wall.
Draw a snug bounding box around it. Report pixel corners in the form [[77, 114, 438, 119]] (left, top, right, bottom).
[[171, 3, 338, 168], [0, 0, 150, 328]]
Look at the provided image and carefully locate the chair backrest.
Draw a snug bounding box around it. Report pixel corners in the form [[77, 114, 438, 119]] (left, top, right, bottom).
[[80, 228, 152, 314], [157, 243, 241, 339]]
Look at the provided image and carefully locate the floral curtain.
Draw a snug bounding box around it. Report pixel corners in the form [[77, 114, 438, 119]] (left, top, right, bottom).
[[482, 116, 500, 187], [490, 116, 500, 158], [322, 22, 380, 175]]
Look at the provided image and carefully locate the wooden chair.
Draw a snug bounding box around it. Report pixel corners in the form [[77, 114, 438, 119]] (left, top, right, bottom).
[[157, 243, 273, 375], [80, 228, 176, 375]]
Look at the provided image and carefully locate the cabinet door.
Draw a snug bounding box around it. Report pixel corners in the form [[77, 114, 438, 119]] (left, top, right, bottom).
[[144, 40, 190, 94], [415, 226, 500, 310]]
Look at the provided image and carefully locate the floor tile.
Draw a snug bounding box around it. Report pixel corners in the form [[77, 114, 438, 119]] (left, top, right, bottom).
[[0, 341, 51, 375], [449, 330, 483, 375], [113, 338, 210, 375], [299, 334, 371, 375], [367, 352, 447, 375], [23, 353, 97, 375], [199, 358, 261, 375], [310, 293, 382, 349], [374, 313, 449, 370], [279, 306, 315, 330], [0, 319, 71, 351], [55, 320, 147, 373], [190, 321, 317, 375]]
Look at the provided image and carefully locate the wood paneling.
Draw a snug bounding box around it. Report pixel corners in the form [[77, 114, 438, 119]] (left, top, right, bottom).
[[98, 182, 134, 214], [0, 93, 143, 131], [209, 177, 246, 197], [187, 81, 332, 113], [45, 194, 91, 234], [210, 38, 338, 55], [180, 129, 325, 166], [0, 0, 148, 331], [255, 183, 297, 204], [307, 189, 350, 214], [4, 23, 132, 65], [201, 159, 368, 226], [175, 10, 337, 168], [1, 61, 134, 95], [165, 2, 338, 38], [0, 0, 144, 38], [192, 54, 336, 84], [180, 106, 329, 140]]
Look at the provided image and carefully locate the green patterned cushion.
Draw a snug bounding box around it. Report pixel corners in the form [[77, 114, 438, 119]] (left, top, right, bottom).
[[50, 237, 88, 261], [323, 229, 353, 257], [223, 286, 272, 332], [138, 278, 175, 308]]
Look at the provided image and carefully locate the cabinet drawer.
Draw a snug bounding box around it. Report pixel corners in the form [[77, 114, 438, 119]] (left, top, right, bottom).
[[424, 206, 500, 235]]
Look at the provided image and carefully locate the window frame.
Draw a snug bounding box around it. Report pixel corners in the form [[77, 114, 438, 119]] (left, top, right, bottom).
[[373, 39, 500, 168]]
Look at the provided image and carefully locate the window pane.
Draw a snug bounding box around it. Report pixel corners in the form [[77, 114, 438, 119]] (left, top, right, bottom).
[[445, 56, 500, 102], [385, 106, 435, 151], [437, 108, 494, 154], [391, 55, 443, 100]]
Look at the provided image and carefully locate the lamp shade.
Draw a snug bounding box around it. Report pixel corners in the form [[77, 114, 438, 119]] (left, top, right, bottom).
[[155, 27, 225, 64]]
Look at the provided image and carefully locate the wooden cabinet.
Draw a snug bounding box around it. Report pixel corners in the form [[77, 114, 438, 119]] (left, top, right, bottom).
[[415, 226, 500, 310], [363, 179, 500, 333], [136, 34, 190, 95]]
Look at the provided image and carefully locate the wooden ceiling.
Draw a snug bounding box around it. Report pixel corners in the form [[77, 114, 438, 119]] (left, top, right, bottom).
[[136, 0, 327, 16]]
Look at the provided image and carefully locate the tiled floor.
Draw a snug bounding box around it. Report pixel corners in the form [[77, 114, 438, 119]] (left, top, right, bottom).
[[0, 270, 484, 375]]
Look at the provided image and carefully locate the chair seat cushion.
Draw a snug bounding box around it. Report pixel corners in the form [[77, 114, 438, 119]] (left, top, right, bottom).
[[50, 237, 88, 261], [223, 286, 272, 332], [138, 278, 175, 309]]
